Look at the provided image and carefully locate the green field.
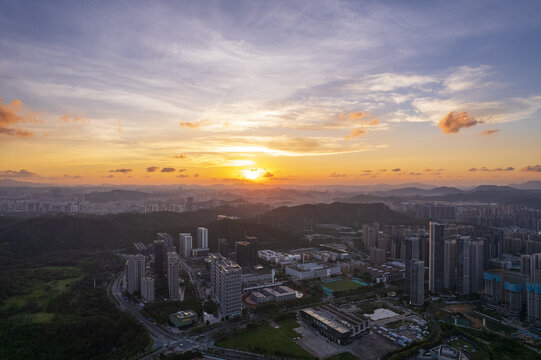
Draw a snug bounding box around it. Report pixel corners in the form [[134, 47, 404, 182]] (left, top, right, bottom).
[[1, 266, 83, 317], [276, 316, 301, 339], [216, 322, 315, 359], [325, 352, 359, 360], [322, 279, 365, 292]]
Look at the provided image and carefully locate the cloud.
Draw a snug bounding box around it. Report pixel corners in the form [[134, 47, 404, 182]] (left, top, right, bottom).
[[173, 154, 187, 159], [481, 129, 499, 135], [340, 112, 369, 121], [263, 172, 274, 178], [0, 169, 37, 178], [193, 173, 199, 178], [63, 174, 82, 179], [363, 170, 373, 173], [521, 165, 541, 172], [178, 168, 186, 172], [177, 174, 189, 178], [0, 98, 41, 137], [0, 127, 33, 137], [59, 114, 90, 124], [409, 172, 422, 176], [161, 167, 175, 172], [109, 168, 132, 173], [469, 166, 514, 172], [424, 169, 434, 172], [329, 172, 346, 177], [107, 174, 114, 178], [344, 128, 366, 140], [438, 111, 479, 134], [146, 166, 160, 172], [179, 121, 201, 128], [391, 168, 401, 172]]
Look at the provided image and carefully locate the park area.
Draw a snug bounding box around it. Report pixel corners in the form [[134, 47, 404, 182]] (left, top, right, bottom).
[[216, 320, 315, 359], [0, 265, 83, 323], [321, 277, 369, 295]]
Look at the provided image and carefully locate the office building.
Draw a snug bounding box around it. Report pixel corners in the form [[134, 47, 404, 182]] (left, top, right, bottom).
[[179, 233, 193, 258], [429, 222, 446, 293], [141, 276, 155, 303], [210, 254, 242, 318], [235, 240, 257, 269], [457, 237, 484, 295], [197, 227, 208, 249], [167, 252, 180, 300], [127, 254, 145, 294], [410, 260, 425, 306]]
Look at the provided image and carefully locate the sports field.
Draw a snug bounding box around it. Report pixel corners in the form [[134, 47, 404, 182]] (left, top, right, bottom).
[[321, 278, 368, 293]]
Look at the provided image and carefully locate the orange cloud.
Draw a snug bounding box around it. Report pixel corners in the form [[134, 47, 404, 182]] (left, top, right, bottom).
[[179, 121, 200, 128], [438, 111, 479, 134], [109, 168, 132, 173], [329, 172, 346, 177], [344, 128, 366, 139], [481, 129, 499, 135], [263, 172, 274, 178], [161, 167, 175, 172], [0, 98, 41, 137], [173, 154, 187, 159], [146, 166, 160, 172], [521, 165, 541, 172], [59, 114, 90, 124], [0, 169, 37, 178]]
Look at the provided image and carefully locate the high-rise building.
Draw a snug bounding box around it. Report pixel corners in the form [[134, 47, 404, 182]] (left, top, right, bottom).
[[404, 237, 419, 296], [141, 277, 155, 302], [197, 227, 209, 249], [167, 252, 180, 300], [362, 224, 378, 249], [157, 232, 174, 252], [235, 240, 257, 269], [456, 236, 471, 295], [210, 253, 242, 318], [470, 239, 484, 293], [370, 247, 386, 266], [443, 239, 457, 291], [429, 222, 446, 293], [218, 238, 228, 257], [153, 239, 166, 277], [127, 254, 145, 294], [521, 255, 533, 276], [457, 236, 484, 295], [179, 233, 193, 258], [410, 260, 425, 306]]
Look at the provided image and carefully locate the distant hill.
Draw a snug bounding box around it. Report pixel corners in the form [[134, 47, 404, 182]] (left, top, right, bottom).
[[252, 202, 415, 232], [0, 205, 302, 257], [508, 181, 541, 190], [374, 186, 463, 197], [85, 190, 151, 203]]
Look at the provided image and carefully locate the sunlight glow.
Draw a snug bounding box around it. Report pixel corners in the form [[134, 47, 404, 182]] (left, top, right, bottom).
[[240, 168, 266, 180]]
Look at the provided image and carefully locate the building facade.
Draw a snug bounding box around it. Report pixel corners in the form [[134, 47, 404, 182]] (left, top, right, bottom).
[[210, 254, 242, 318], [127, 254, 145, 294], [167, 252, 180, 300]]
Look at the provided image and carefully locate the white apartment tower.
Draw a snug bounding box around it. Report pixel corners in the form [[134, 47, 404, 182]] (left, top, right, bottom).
[[197, 227, 209, 249], [179, 233, 193, 258], [127, 254, 145, 294], [141, 277, 155, 303]]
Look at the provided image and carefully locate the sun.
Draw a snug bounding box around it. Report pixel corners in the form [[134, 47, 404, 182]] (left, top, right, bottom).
[[241, 168, 266, 181]]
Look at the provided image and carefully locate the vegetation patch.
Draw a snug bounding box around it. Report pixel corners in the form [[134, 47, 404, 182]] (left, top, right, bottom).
[[216, 322, 315, 359]]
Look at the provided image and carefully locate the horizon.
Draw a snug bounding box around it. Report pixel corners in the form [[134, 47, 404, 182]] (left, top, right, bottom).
[[1, 1, 540, 186]]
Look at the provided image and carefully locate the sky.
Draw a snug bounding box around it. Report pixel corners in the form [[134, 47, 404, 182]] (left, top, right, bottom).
[[1, 0, 540, 186]]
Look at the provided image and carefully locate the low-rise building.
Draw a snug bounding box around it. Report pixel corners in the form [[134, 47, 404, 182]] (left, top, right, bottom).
[[250, 285, 297, 304], [300, 305, 369, 344], [169, 310, 198, 328], [285, 262, 341, 280]]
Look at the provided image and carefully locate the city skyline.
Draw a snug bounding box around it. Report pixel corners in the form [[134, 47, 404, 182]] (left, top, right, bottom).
[[1, 1, 540, 186]]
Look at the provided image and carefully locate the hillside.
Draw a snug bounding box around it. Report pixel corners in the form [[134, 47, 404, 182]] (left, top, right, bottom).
[[0, 205, 303, 257], [251, 202, 415, 232], [85, 190, 151, 203]]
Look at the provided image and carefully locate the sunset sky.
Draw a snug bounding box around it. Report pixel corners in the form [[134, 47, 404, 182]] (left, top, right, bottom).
[[1, 1, 540, 186]]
